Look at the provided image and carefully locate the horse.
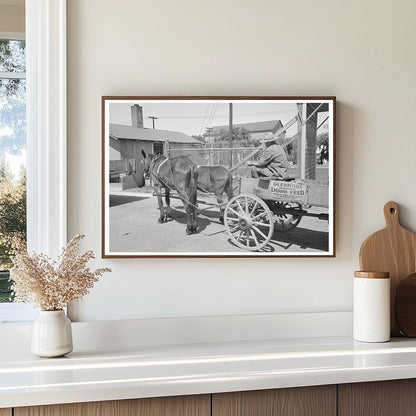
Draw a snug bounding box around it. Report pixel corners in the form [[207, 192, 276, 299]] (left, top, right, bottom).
[[141, 150, 198, 235], [196, 165, 233, 224]]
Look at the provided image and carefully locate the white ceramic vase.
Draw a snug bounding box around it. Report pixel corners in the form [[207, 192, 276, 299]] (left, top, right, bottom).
[[31, 310, 73, 357]]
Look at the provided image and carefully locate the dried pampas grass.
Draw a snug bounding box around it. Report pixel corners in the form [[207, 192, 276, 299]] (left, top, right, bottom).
[[10, 234, 111, 311]]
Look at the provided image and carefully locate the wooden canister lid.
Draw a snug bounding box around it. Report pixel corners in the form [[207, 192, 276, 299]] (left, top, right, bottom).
[[354, 271, 390, 279]]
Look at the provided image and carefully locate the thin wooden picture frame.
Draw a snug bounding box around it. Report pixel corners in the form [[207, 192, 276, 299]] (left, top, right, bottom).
[[102, 96, 336, 258]]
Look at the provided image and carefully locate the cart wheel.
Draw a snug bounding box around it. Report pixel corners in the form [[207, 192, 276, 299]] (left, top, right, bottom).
[[273, 202, 302, 232], [224, 194, 274, 251]]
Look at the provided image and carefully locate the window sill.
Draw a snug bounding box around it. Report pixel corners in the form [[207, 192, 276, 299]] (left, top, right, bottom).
[[0, 303, 36, 324]]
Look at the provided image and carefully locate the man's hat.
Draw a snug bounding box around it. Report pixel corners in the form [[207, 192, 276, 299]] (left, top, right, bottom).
[[260, 132, 287, 144], [260, 135, 281, 144]]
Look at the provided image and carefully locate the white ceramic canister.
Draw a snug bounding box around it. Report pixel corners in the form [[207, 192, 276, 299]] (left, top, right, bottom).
[[353, 271, 390, 343]]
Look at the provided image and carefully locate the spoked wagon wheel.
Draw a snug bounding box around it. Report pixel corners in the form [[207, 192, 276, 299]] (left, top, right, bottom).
[[273, 201, 302, 232], [224, 194, 274, 251]]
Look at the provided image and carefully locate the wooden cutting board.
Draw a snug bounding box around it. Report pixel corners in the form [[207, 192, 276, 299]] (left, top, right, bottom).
[[359, 201, 416, 336]]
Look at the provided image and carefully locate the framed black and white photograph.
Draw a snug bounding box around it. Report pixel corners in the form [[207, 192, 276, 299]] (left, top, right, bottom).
[[102, 96, 336, 258]]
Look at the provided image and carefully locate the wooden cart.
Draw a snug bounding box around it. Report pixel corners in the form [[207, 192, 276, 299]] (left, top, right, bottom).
[[223, 176, 329, 251]]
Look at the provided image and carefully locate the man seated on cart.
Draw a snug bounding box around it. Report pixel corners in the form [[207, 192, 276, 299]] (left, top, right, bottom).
[[248, 136, 289, 180]]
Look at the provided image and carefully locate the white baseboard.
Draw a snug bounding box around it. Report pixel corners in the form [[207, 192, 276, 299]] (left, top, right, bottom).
[[0, 311, 352, 353]]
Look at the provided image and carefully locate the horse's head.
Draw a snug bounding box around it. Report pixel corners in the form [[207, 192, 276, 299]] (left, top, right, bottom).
[[141, 149, 153, 179]]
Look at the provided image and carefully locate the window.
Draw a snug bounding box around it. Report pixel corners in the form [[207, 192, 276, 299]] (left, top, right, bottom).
[[0, 33, 34, 323], [0, 0, 68, 324], [153, 142, 164, 155], [0, 36, 26, 303]]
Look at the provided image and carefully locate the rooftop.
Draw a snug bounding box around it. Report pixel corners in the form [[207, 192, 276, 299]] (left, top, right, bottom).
[[209, 120, 283, 136], [110, 124, 201, 144]]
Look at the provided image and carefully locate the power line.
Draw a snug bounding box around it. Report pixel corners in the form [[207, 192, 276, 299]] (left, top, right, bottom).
[[199, 103, 217, 137], [148, 108, 297, 120], [206, 103, 218, 128], [198, 103, 211, 136]]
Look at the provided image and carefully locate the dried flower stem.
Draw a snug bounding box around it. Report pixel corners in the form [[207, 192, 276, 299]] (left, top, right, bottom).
[[10, 235, 111, 310]]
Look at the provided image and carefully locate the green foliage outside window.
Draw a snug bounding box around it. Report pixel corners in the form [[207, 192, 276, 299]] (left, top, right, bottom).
[[0, 39, 27, 302], [0, 162, 26, 302]]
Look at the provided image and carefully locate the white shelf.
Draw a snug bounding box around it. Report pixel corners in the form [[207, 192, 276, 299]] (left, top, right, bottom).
[[2, 335, 416, 408]]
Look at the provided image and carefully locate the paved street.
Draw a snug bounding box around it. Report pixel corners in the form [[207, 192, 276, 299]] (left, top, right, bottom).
[[109, 187, 329, 255]]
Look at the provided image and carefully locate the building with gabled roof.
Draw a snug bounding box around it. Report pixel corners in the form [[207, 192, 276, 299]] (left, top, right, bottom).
[[109, 105, 201, 162], [208, 119, 284, 141]]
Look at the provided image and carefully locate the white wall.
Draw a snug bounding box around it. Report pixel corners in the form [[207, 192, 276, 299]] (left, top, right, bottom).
[[67, 0, 416, 322], [0, 3, 24, 33]]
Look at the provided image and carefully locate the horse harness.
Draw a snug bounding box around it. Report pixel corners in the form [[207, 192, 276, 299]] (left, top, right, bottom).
[[149, 155, 174, 191]]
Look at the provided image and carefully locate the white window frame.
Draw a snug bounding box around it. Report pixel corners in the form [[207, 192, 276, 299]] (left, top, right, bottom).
[[26, 0, 67, 256], [0, 0, 67, 323]]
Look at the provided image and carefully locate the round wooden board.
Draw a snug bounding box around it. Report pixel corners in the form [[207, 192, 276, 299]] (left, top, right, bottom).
[[360, 201, 416, 336], [395, 272, 416, 337]]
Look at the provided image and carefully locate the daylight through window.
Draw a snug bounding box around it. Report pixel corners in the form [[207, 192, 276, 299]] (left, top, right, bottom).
[[0, 38, 27, 305]]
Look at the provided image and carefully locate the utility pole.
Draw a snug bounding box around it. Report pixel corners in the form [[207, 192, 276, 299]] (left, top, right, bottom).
[[205, 127, 213, 144], [148, 116, 158, 129], [228, 103, 233, 168], [205, 127, 214, 164]]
